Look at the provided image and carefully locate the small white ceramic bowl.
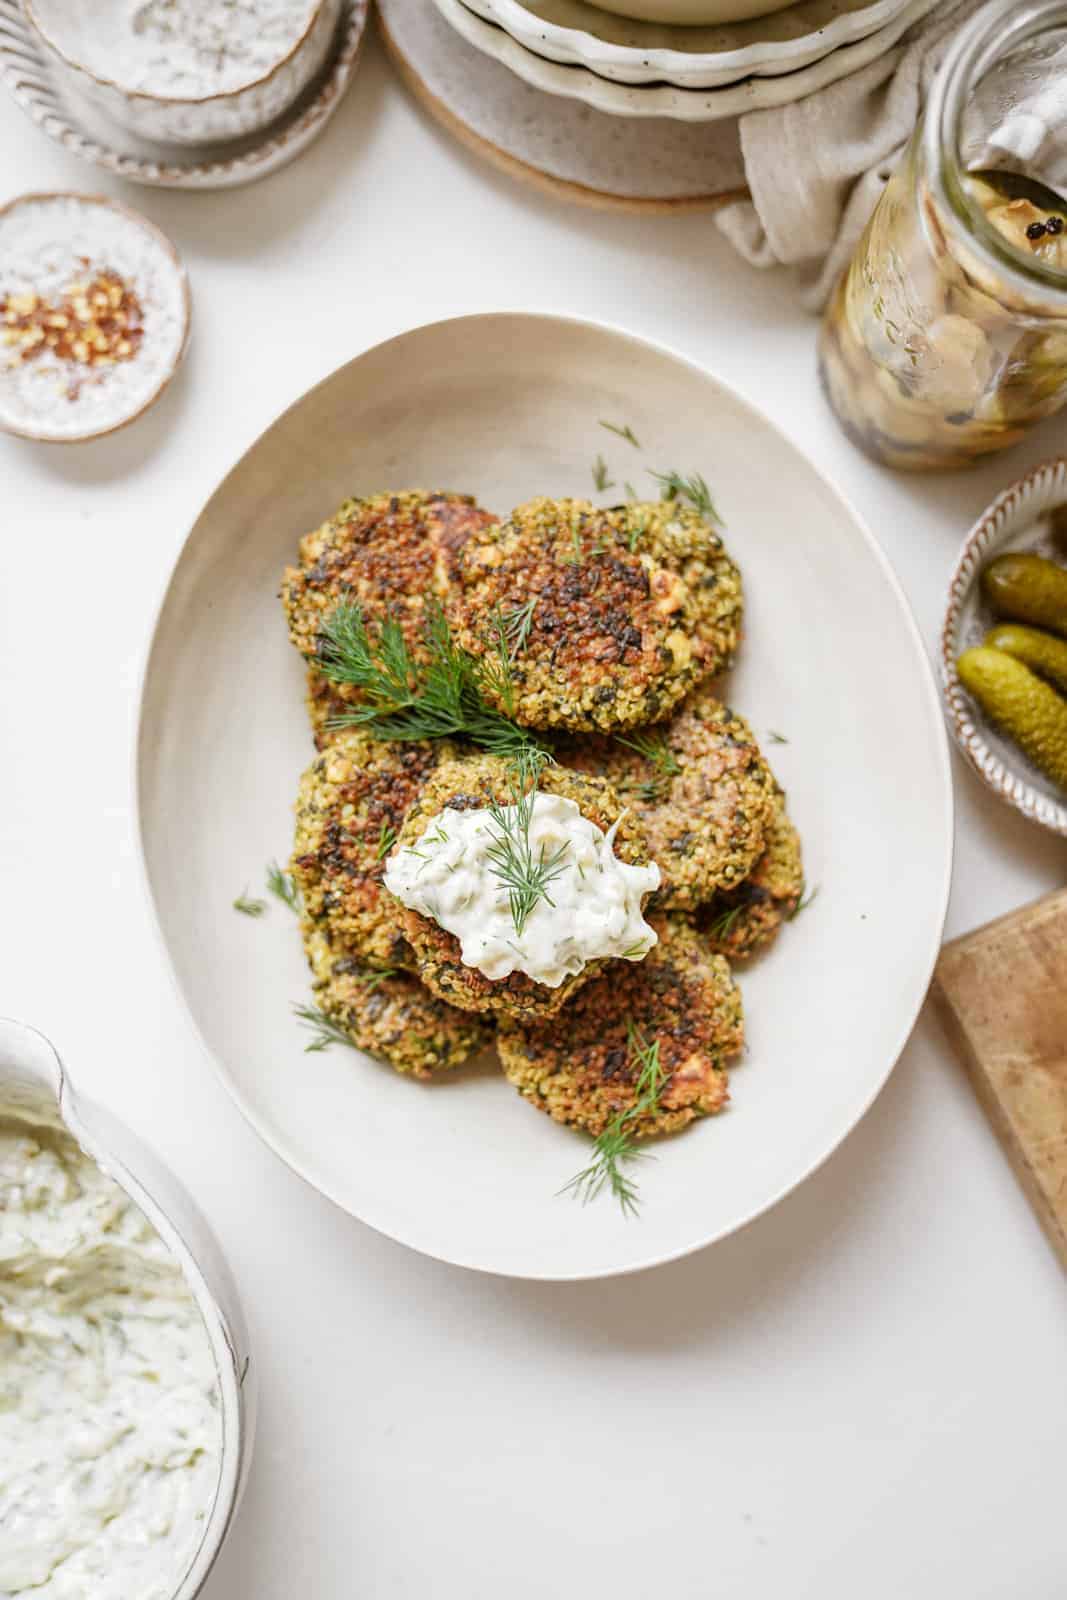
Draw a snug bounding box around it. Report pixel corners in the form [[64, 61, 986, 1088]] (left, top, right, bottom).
[[941, 457, 1067, 837], [25, 0, 342, 146], [0, 191, 190, 443], [0, 1017, 256, 1599]]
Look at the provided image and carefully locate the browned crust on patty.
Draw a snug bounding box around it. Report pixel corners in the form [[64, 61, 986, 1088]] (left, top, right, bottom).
[[389, 752, 653, 1021], [447, 498, 742, 732], [699, 790, 804, 959], [281, 490, 497, 729], [559, 686, 777, 909], [497, 916, 742, 1138], [303, 919, 492, 1079], [291, 730, 458, 971]]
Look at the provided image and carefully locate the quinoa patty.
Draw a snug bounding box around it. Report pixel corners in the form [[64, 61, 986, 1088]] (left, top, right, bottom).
[[448, 498, 742, 732], [302, 920, 491, 1079], [281, 490, 496, 729], [559, 686, 777, 909], [291, 730, 456, 971], [700, 790, 804, 959], [389, 752, 653, 1021], [497, 916, 742, 1139]]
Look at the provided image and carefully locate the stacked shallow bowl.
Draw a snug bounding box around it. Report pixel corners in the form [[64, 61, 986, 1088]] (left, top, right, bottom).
[[432, 0, 937, 120]]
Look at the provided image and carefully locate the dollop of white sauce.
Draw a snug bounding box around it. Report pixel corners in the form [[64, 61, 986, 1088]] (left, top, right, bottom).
[[384, 791, 661, 986], [0, 1117, 222, 1600]]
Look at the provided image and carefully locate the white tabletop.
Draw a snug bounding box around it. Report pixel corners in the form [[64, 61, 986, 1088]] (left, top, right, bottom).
[[2, 34, 1065, 1599]]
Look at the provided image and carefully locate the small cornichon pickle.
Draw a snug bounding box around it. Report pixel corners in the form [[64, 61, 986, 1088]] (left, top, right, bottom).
[[985, 623, 1067, 696], [957, 646, 1067, 791], [980, 552, 1067, 637]]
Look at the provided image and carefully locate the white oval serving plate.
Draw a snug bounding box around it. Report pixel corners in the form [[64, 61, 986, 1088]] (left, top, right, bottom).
[[136, 312, 953, 1281], [941, 457, 1067, 838], [459, 0, 921, 89], [435, 0, 937, 119]]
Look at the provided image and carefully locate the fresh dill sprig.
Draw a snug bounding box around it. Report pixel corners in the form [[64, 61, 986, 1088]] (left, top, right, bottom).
[[485, 747, 568, 937], [703, 902, 745, 941], [374, 823, 397, 862], [767, 730, 789, 745], [480, 599, 538, 716], [317, 598, 546, 761], [616, 730, 681, 780], [293, 1004, 355, 1053], [650, 468, 723, 527], [624, 481, 638, 503], [600, 420, 641, 449], [233, 890, 266, 917], [294, 977, 398, 1052], [561, 1124, 647, 1216], [501, 597, 537, 654], [592, 454, 614, 493], [619, 938, 654, 960], [266, 861, 300, 912], [788, 883, 819, 921], [560, 1023, 665, 1216]]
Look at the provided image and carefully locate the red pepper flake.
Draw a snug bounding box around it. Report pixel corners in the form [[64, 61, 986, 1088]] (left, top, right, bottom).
[[0, 269, 145, 385]]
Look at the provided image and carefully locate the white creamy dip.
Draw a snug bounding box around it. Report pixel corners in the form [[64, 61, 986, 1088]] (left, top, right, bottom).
[[384, 791, 661, 986], [0, 1116, 222, 1600]]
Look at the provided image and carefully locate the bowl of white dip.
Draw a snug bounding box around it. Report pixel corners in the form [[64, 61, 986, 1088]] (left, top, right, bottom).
[[0, 1017, 254, 1600]]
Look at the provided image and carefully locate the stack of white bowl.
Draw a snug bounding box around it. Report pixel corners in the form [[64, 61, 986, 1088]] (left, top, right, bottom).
[[22, 0, 342, 147], [433, 0, 938, 121]]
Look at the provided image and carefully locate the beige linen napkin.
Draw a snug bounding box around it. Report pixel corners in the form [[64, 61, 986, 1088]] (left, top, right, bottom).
[[714, 0, 984, 310]]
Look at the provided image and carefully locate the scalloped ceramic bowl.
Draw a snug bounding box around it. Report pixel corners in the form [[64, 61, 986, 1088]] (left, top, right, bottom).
[[0, 1017, 256, 1598], [24, 0, 342, 145], [941, 457, 1067, 837], [436, 0, 936, 117], [457, 0, 923, 87]]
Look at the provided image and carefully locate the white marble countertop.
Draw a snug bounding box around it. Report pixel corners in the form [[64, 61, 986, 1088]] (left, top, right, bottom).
[[1, 31, 1065, 1599]]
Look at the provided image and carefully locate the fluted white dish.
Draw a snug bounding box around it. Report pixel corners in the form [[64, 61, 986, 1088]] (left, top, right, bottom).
[[458, 0, 922, 88], [941, 458, 1067, 838], [435, 0, 936, 118]]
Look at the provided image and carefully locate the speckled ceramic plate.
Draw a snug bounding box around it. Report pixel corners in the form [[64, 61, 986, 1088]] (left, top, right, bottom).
[[941, 458, 1067, 838], [0, 192, 190, 442], [137, 313, 953, 1281], [460, 0, 921, 87], [436, 0, 937, 119], [0, 0, 367, 189]]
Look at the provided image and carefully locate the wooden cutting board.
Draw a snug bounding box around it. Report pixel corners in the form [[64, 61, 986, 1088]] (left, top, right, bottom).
[[933, 888, 1067, 1270]]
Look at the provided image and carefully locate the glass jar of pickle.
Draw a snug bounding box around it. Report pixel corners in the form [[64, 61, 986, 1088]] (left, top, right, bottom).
[[819, 0, 1067, 471]]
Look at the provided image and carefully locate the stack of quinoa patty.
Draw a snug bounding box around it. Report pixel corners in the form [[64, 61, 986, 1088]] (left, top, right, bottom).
[[280, 490, 804, 1148]]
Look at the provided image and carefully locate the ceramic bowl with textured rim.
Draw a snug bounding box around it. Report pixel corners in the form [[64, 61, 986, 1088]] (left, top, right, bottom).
[[0, 1017, 256, 1600], [435, 0, 937, 119], [0, 0, 368, 190], [941, 458, 1067, 838], [463, 0, 919, 83], [25, 0, 342, 145], [136, 311, 952, 1281], [0, 191, 190, 443]]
